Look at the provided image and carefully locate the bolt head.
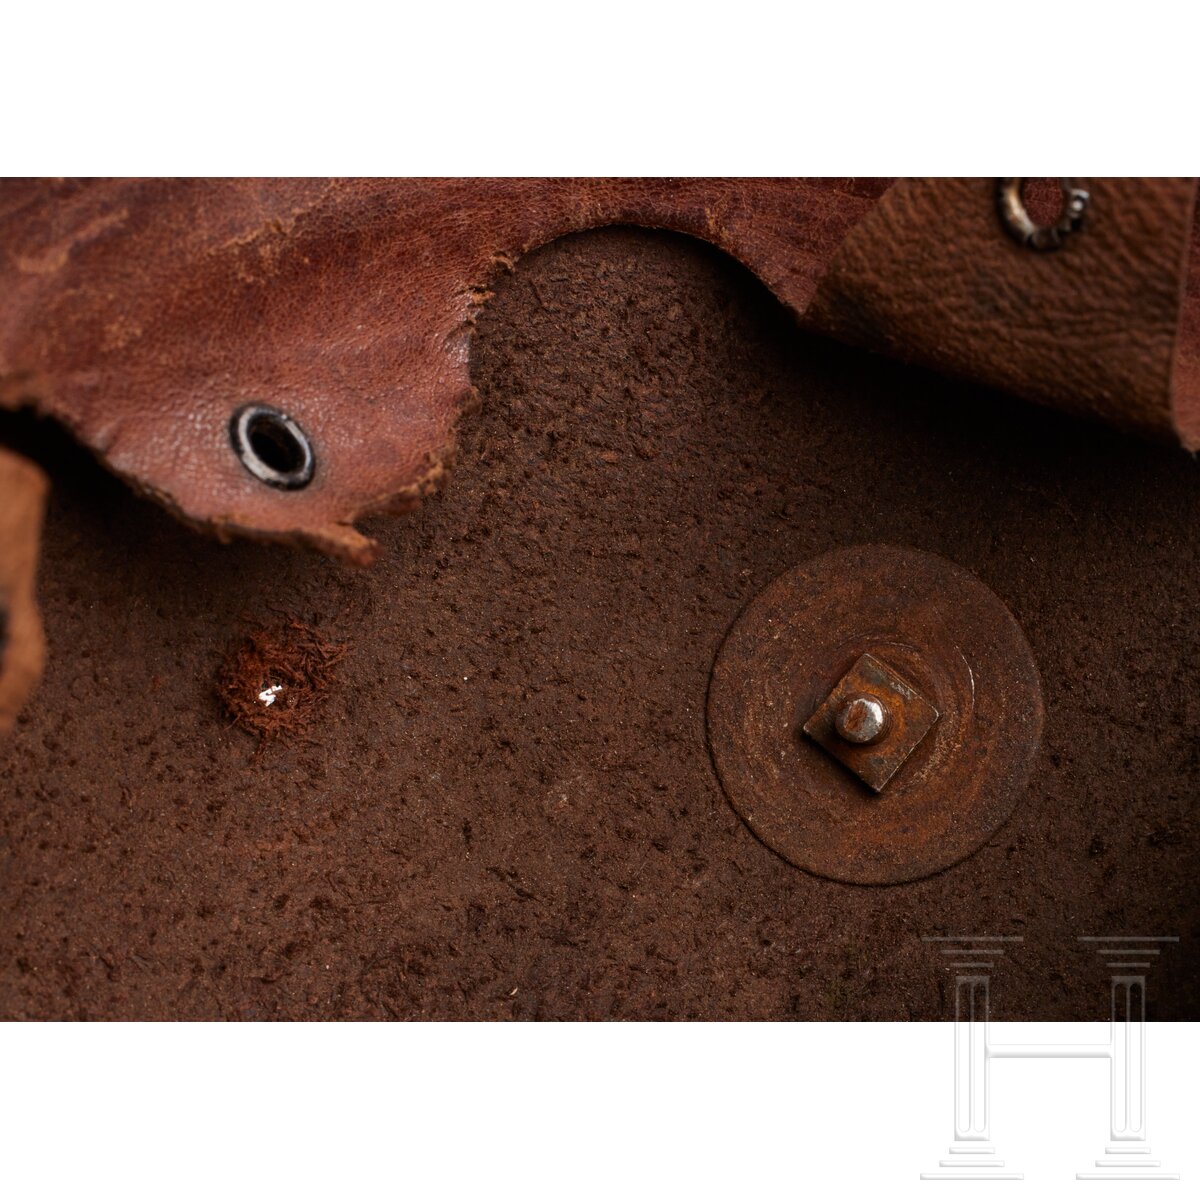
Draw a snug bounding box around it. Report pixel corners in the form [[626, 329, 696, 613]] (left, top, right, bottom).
[[833, 693, 889, 745]]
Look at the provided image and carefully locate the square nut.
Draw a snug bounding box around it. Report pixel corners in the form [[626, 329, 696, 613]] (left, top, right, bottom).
[[803, 652, 939, 792]]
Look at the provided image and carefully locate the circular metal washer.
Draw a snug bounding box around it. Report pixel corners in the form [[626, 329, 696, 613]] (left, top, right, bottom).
[[707, 545, 1043, 885]]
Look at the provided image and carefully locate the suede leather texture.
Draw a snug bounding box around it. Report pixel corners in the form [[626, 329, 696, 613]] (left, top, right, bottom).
[[1, 227, 1196, 1020]]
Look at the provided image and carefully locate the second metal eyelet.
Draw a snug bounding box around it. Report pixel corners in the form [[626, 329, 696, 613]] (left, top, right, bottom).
[[996, 178, 1090, 251]]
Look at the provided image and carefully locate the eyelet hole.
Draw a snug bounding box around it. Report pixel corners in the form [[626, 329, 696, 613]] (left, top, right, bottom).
[[996, 178, 1090, 252], [230, 405, 315, 490], [248, 414, 305, 475], [1020, 179, 1065, 228]]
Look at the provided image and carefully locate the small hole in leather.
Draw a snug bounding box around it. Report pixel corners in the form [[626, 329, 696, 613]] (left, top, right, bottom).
[[1021, 179, 1065, 228], [247, 413, 305, 476]]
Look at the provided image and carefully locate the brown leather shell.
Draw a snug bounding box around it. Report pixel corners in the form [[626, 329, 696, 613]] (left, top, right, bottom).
[[0, 448, 47, 731], [1, 178, 1197, 568], [805, 177, 1200, 448]]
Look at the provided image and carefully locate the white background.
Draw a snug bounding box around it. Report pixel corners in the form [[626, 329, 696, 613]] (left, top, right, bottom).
[[1, 1022, 1195, 1197], [3, 2, 1197, 1196], [6, 2, 1199, 174]]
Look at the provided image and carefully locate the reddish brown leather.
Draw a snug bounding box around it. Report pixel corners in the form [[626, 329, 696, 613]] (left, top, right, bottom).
[[806, 178, 1200, 447], [0, 448, 47, 731], [1, 178, 1197, 568], [0, 179, 883, 564]]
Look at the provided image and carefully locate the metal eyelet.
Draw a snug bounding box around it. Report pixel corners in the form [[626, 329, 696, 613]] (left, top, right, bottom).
[[996, 178, 1090, 251], [229, 404, 315, 490]]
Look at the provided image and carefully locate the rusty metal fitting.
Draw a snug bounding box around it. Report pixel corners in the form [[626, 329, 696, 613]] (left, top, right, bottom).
[[833, 692, 890, 746], [806, 653, 937, 792], [706, 545, 1043, 885]]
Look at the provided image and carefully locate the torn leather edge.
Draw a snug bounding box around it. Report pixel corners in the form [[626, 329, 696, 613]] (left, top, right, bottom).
[[2, 178, 1198, 573]]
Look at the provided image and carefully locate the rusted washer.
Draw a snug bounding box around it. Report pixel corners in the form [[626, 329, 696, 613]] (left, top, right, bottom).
[[706, 545, 1043, 884]]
